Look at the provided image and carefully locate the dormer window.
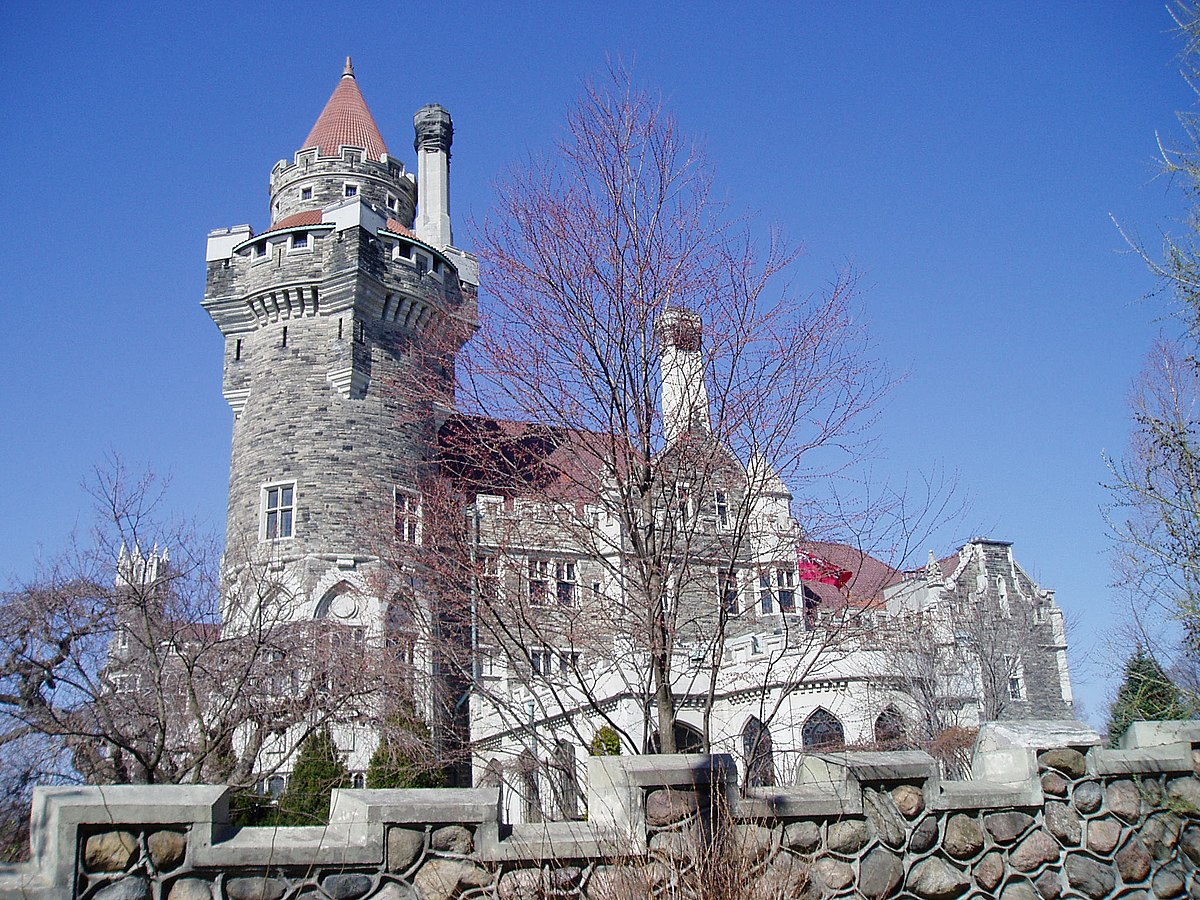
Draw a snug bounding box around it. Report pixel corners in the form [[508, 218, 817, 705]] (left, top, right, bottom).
[[300, 187, 313, 200], [291, 233, 308, 249], [255, 242, 267, 258]]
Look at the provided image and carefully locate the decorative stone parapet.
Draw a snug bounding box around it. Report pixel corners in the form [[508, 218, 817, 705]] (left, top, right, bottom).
[[4, 720, 1200, 898]]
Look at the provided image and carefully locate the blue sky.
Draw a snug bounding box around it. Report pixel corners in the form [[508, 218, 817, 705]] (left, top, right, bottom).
[[0, 1, 1190, 726]]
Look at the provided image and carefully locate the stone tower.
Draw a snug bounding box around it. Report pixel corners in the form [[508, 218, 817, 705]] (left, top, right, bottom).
[[202, 59, 478, 633]]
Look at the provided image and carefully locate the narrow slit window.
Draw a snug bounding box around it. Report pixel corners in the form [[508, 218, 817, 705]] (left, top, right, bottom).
[[281, 326, 288, 347]]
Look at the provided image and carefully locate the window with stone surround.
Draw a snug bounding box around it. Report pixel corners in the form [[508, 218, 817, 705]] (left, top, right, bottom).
[[719, 568, 740, 614], [759, 566, 797, 614], [1006, 654, 1026, 701], [394, 489, 422, 544], [262, 482, 295, 540], [715, 490, 729, 530], [528, 558, 576, 607]]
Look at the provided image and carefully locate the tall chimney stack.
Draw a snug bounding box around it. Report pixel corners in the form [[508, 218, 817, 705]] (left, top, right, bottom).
[[656, 307, 711, 446], [413, 104, 454, 248]]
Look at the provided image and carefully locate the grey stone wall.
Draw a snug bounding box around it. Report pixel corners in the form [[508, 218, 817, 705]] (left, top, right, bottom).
[[204, 212, 473, 589], [5, 720, 1200, 899]]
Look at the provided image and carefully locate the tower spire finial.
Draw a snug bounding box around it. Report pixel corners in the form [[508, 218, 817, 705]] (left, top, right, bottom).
[[343, 56, 354, 78]]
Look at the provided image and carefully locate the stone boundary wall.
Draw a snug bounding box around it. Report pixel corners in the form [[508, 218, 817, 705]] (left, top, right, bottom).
[[3, 720, 1200, 899]]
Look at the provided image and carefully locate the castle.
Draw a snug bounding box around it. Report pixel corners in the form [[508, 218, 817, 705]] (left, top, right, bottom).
[[201, 61, 1073, 819]]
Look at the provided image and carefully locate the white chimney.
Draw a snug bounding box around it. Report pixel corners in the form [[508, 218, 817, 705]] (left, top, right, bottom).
[[413, 104, 453, 248], [657, 308, 711, 445]]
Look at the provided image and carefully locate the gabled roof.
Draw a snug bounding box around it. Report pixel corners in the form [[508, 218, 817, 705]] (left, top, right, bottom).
[[799, 541, 899, 607], [263, 209, 325, 234], [300, 58, 389, 161], [437, 414, 605, 503]]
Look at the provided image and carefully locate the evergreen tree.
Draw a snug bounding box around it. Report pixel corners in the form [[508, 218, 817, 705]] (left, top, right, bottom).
[[275, 728, 347, 825], [1107, 649, 1191, 747], [365, 711, 443, 789], [588, 725, 621, 756]]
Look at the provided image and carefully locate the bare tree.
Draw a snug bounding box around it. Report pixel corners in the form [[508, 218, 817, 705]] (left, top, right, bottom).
[[1107, 2, 1200, 683], [370, 65, 964, 810], [0, 459, 399, 791]]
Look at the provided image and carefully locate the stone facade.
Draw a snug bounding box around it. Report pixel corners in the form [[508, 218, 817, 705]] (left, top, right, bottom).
[[196, 62, 1073, 800], [4, 720, 1198, 899]]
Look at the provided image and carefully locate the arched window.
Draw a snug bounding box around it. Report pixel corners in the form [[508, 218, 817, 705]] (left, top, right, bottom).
[[742, 716, 775, 787], [517, 748, 542, 824], [315, 581, 359, 621], [874, 706, 906, 747], [801, 708, 845, 750], [481, 758, 503, 788], [552, 739, 581, 819], [649, 722, 705, 753]]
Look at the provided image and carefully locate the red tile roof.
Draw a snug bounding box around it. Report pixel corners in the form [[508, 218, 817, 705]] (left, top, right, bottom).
[[384, 218, 419, 240], [438, 414, 605, 503], [265, 209, 324, 234], [799, 541, 899, 606], [301, 59, 389, 161]]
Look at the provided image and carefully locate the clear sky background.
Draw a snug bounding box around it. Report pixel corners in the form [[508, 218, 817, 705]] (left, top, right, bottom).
[[0, 1, 1191, 727]]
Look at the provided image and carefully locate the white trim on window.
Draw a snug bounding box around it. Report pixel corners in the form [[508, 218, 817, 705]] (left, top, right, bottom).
[[260, 481, 296, 541]]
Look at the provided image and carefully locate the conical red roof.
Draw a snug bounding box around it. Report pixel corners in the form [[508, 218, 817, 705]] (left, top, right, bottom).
[[300, 58, 388, 160]]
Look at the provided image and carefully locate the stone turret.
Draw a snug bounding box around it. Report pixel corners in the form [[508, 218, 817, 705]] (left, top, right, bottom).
[[202, 59, 478, 621]]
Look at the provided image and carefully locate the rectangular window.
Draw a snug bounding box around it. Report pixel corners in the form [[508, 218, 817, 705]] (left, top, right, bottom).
[[416, 254, 429, 275], [477, 555, 500, 600], [1006, 655, 1025, 701], [556, 561, 576, 606], [674, 481, 692, 526], [528, 559, 550, 605], [715, 490, 729, 530], [558, 650, 580, 672], [255, 242, 267, 258], [759, 571, 773, 614], [719, 569, 740, 614], [386, 194, 398, 210], [291, 232, 308, 249], [300, 186, 313, 200], [264, 483, 294, 539], [394, 490, 422, 544], [344, 184, 358, 197], [531, 649, 553, 676], [777, 568, 796, 612]]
